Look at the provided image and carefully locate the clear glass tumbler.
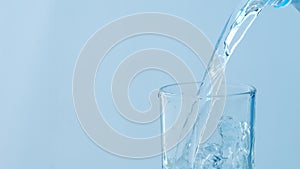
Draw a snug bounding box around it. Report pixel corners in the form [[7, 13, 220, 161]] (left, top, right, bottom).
[[159, 82, 256, 169]]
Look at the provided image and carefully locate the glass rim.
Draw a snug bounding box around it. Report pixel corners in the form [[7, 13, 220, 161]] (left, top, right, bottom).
[[159, 82, 256, 98]]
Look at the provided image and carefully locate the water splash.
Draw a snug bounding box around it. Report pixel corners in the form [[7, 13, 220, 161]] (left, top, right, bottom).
[[198, 0, 268, 145]]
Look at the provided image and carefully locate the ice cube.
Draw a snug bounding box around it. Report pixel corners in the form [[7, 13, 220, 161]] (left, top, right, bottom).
[[217, 116, 251, 168], [219, 116, 242, 143], [218, 116, 241, 159], [194, 143, 223, 169], [239, 121, 251, 154]]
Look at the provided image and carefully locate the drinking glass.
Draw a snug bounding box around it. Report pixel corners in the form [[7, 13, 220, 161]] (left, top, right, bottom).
[[159, 82, 256, 169]]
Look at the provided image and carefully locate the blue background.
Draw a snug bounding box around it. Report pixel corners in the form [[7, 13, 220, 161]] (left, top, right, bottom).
[[1, 0, 299, 168]]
